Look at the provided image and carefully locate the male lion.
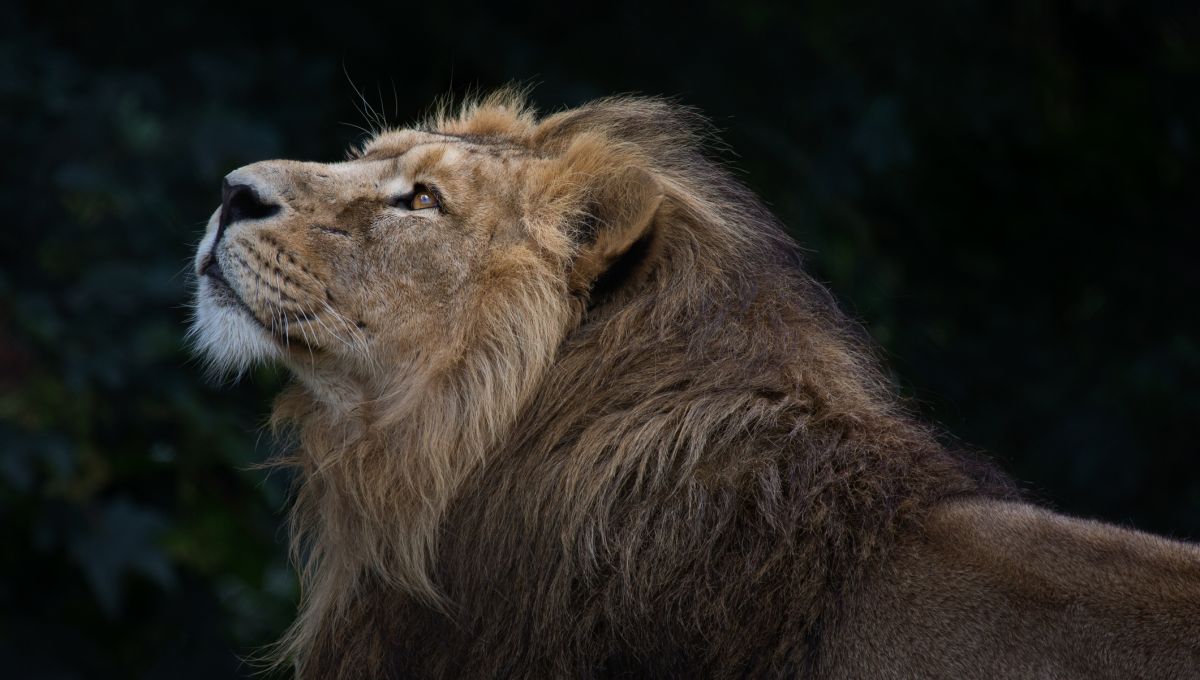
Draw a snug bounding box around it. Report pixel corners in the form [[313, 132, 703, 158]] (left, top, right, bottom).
[[191, 92, 1200, 678]]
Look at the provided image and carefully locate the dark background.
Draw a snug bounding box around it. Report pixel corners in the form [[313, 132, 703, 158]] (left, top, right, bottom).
[[3, 0, 1198, 677]]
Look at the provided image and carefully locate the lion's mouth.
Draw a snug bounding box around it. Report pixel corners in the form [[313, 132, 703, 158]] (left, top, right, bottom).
[[202, 255, 256, 315], [201, 255, 320, 350]]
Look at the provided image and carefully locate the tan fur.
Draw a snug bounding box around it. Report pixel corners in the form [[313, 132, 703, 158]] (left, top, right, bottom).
[[190, 91, 1200, 678]]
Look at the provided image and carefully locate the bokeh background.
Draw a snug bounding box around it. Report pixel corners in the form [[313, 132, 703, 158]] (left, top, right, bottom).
[[3, 0, 1199, 677]]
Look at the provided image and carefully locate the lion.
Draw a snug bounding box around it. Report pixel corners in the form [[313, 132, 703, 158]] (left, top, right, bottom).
[[190, 91, 1200, 678]]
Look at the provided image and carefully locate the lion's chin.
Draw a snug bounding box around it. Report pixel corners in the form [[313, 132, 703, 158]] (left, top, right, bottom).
[[189, 278, 280, 379]]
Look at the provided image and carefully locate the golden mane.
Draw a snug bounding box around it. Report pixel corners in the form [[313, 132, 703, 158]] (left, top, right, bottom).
[[264, 92, 1010, 677]]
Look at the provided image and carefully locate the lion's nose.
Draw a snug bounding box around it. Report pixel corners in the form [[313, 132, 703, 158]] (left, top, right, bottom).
[[199, 178, 282, 277], [207, 179, 280, 254], [220, 179, 278, 229]]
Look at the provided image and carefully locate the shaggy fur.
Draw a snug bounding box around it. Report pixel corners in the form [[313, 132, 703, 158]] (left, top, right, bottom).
[[190, 92, 1200, 678]]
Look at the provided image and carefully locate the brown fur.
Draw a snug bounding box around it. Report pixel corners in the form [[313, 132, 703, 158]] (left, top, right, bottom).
[[189, 91, 1200, 678]]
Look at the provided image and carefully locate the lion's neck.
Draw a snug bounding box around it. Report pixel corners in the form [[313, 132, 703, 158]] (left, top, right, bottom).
[[272, 239, 1010, 678], [271, 295, 577, 672]]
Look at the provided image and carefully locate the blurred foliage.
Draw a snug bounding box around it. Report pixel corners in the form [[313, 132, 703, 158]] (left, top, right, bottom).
[[2, 0, 1198, 676]]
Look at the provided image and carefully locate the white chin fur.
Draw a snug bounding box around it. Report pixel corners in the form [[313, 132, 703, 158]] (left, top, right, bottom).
[[188, 280, 279, 379]]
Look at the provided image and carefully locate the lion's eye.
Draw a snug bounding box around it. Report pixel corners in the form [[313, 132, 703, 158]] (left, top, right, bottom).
[[388, 184, 442, 212], [409, 187, 439, 211]]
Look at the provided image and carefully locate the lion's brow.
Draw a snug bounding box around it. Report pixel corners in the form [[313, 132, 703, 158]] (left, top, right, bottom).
[[359, 131, 526, 161]]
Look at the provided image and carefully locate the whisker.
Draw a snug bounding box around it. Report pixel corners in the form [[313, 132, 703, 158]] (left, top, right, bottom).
[[295, 302, 318, 369]]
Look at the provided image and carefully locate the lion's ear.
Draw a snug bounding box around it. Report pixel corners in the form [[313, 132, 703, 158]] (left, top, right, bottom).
[[525, 131, 667, 301], [531, 132, 665, 298], [567, 164, 664, 296]]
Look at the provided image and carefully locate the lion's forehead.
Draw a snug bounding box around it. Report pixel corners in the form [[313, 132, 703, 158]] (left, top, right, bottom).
[[357, 129, 457, 159], [359, 128, 532, 162]]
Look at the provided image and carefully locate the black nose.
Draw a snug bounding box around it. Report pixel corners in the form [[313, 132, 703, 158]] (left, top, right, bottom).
[[200, 180, 280, 277], [220, 180, 279, 231]]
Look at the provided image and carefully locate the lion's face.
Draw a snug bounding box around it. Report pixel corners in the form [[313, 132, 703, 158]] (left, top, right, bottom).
[[191, 128, 576, 384]]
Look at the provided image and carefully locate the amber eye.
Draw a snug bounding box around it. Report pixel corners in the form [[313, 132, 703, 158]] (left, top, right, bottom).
[[409, 187, 439, 211]]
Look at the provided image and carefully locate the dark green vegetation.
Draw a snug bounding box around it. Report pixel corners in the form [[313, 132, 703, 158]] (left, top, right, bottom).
[[2, 1, 1198, 677]]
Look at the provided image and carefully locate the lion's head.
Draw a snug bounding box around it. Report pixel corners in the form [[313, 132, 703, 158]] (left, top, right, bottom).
[[191, 92, 990, 677], [192, 92, 671, 385]]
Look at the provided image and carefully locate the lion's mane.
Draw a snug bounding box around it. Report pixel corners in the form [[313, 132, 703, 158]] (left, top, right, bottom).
[[269, 93, 1011, 677]]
